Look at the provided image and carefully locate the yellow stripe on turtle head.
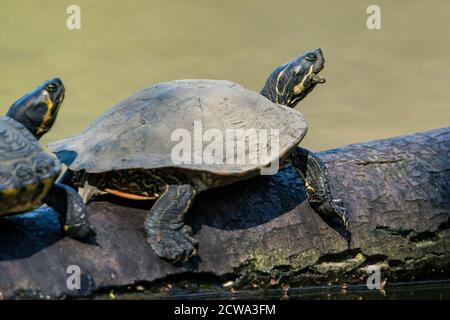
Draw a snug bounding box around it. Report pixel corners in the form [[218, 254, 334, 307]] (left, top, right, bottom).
[[35, 91, 54, 136], [275, 68, 286, 97], [293, 65, 314, 95]]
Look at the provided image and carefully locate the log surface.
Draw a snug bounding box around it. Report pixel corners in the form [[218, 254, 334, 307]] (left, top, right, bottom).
[[0, 127, 449, 299]]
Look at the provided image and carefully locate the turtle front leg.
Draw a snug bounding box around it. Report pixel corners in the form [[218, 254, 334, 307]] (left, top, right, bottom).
[[144, 184, 198, 263], [290, 147, 349, 228], [43, 183, 96, 240]]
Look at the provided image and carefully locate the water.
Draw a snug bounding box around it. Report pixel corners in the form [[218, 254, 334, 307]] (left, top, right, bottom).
[[97, 281, 450, 300], [1, 0, 449, 151]]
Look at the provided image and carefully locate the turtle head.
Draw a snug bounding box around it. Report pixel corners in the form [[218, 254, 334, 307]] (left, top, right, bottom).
[[6, 78, 65, 139], [261, 48, 326, 108]]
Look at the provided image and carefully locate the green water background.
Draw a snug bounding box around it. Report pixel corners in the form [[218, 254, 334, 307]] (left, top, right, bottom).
[[1, 0, 449, 150]]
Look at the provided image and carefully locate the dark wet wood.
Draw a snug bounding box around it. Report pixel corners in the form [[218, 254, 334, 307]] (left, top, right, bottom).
[[0, 127, 449, 299]]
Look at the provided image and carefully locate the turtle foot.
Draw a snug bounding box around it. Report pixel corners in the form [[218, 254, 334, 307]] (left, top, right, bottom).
[[144, 184, 197, 263], [312, 197, 349, 229], [290, 147, 349, 229], [43, 182, 96, 241], [60, 184, 96, 240], [64, 207, 97, 241], [146, 223, 198, 263]]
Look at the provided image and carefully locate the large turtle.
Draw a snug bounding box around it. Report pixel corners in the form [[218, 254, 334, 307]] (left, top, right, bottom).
[[0, 78, 94, 239], [49, 49, 347, 262]]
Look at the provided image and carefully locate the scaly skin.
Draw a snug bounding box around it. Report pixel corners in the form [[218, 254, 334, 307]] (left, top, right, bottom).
[[1, 78, 95, 241], [288, 147, 348, 227], [261, 49, 348, 229], [43, 183, 96, 240], [144, 184, 198, 262]]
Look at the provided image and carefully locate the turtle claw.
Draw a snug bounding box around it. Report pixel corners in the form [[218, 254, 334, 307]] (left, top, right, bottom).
[[144, 184, 198, 263], [147, 224, 198, 263], [310, 196, 349, 230], [65, 221, 97, 241], [331, 199, 349, 230], [340, 208, 349, 230]]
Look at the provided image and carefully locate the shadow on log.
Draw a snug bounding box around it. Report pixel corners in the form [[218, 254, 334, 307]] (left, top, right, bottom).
[[0, 127, 449, 299]]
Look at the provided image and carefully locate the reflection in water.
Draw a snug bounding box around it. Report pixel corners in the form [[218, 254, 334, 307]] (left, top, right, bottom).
[[108, 281, 450, 300]]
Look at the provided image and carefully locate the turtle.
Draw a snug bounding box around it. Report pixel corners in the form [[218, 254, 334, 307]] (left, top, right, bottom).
[[49, 49, 347, 262], [0, 78, 94, 240]]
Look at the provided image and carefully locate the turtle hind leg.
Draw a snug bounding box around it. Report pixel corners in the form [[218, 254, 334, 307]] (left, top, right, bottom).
[[290, 147, 349, 228], [144, 184, 198, 263], [43, 183, 96, 241]]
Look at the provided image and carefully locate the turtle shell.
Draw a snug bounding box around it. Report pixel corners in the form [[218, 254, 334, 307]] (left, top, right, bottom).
[[49, 80, 307, 177], [0, 116, 60, 215]]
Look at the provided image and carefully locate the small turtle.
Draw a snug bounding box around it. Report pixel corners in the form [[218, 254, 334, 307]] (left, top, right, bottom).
[[49, 49, 347, 262], [0, 78, 94, 239]]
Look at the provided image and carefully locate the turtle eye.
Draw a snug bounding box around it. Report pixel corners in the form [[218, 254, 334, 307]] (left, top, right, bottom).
[[46, 83, 57, 92], [306, 53, 317, 62]]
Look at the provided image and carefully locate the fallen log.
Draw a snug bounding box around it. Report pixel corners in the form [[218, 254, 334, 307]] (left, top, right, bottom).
[[0, 127, 449, 299]]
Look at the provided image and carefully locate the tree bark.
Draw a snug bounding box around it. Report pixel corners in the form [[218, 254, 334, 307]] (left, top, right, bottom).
[[0, 127, 449, 299]]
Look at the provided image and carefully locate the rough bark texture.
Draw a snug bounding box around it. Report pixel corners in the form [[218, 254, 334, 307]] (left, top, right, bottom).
[[0, 127, 449, 299]]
